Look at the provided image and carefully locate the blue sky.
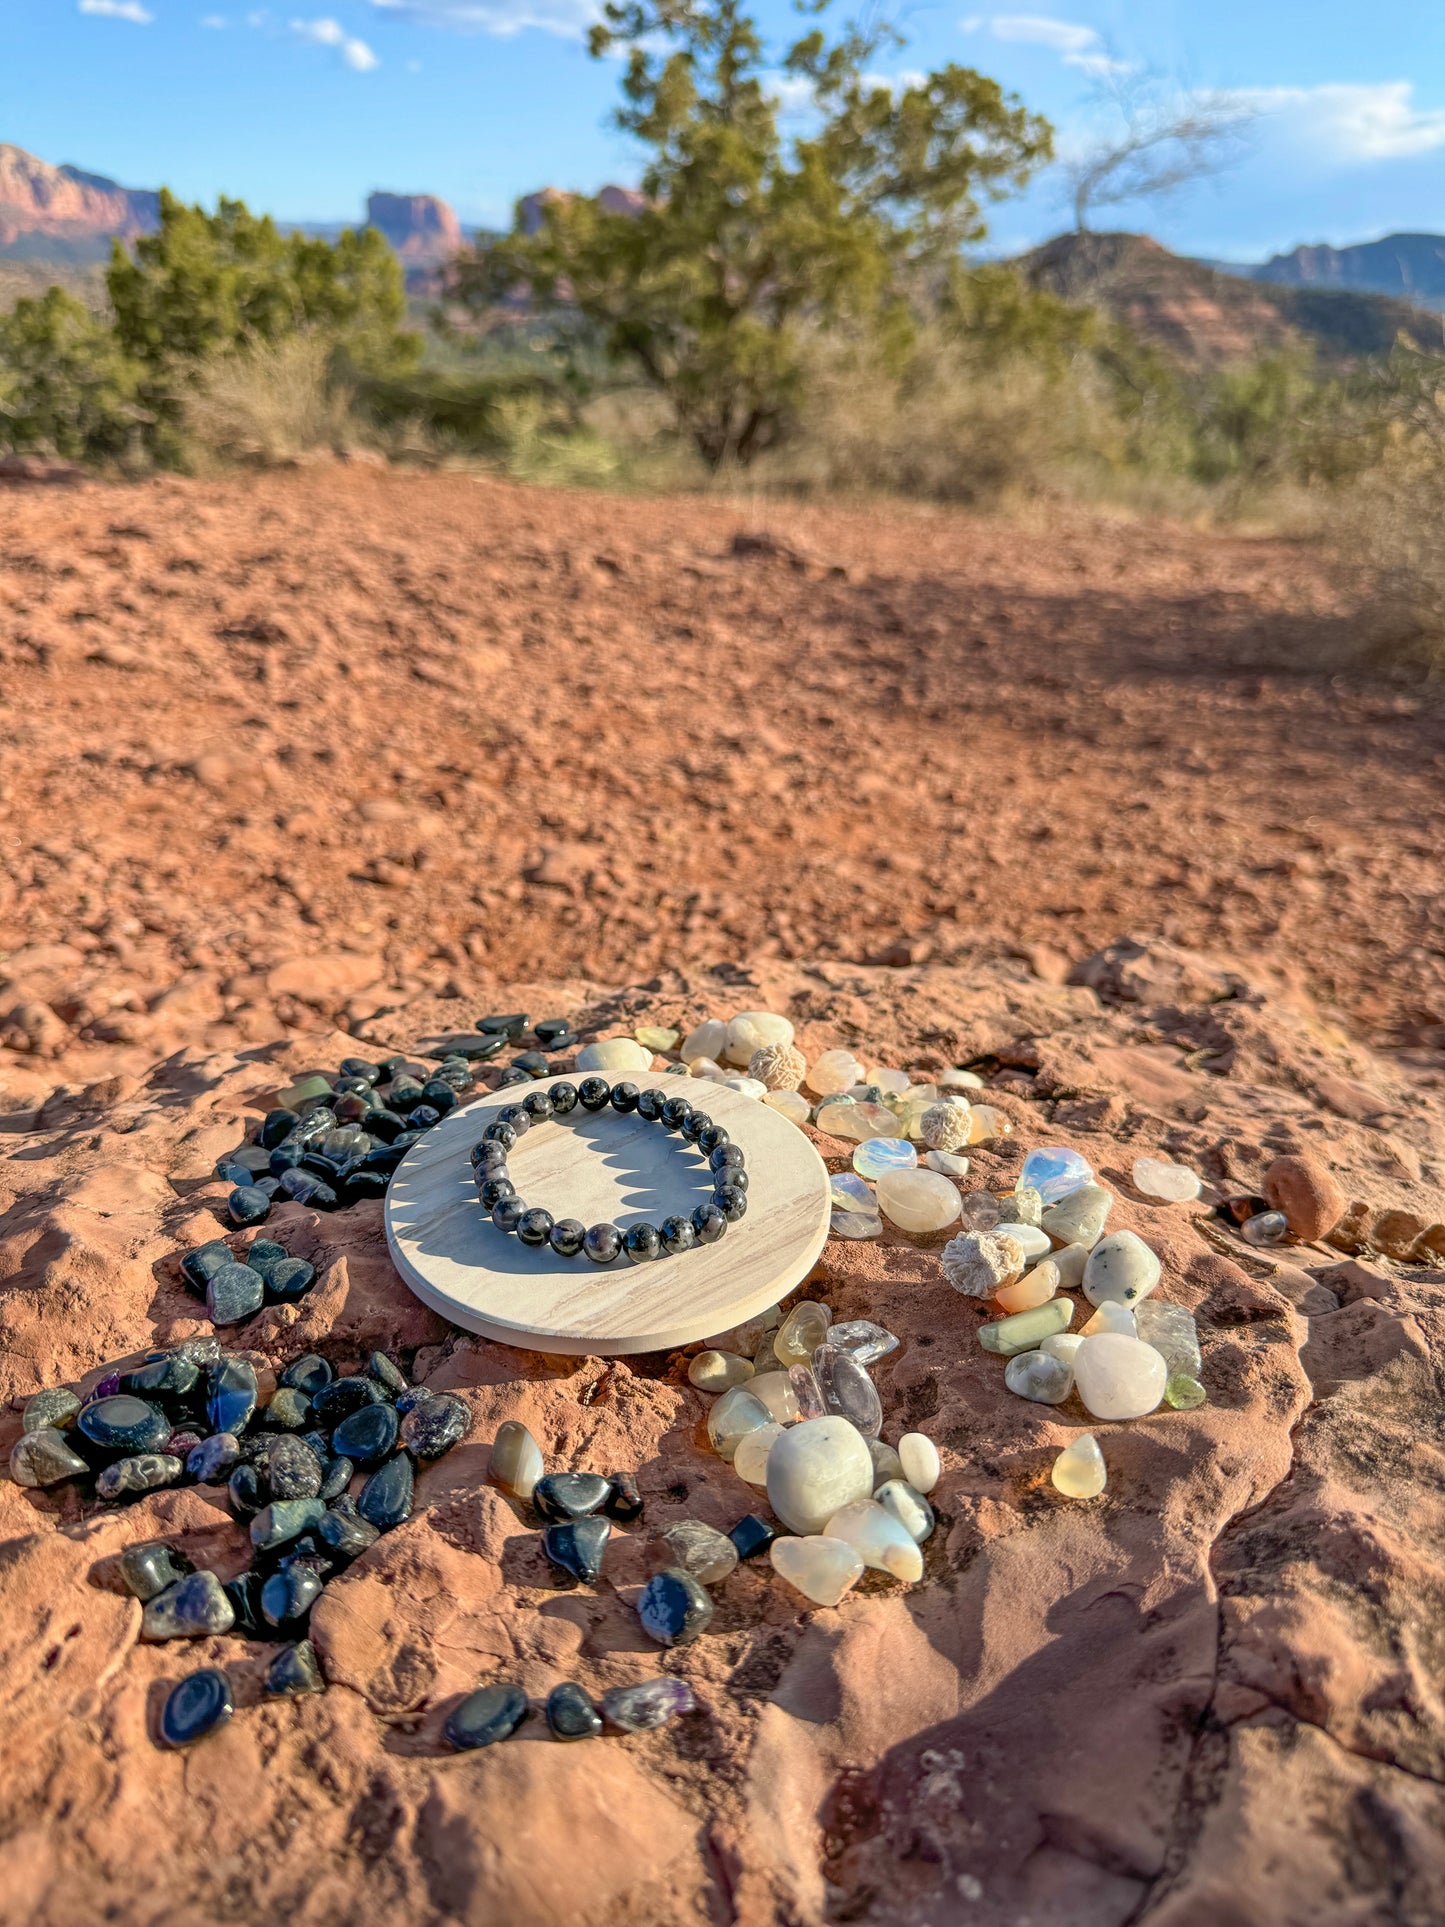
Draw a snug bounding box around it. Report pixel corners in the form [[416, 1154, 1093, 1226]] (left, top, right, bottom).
[[5, 0, 1445, 258]]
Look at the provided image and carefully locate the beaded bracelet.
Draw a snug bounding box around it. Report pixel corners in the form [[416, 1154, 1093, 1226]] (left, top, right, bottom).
[[469, 1077, 748, 1264]]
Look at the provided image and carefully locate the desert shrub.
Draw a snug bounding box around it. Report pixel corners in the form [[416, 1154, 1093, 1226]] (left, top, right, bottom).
[[0, 286, 147, 463], [180, 332, 368, 467], [352, 364, 578, 448]]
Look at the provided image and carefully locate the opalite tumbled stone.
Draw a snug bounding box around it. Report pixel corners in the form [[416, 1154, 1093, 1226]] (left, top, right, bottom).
[[853, 1137, 917, 1181], [1072, 1333, 1168, 1419], [940, 1229, 1025, 1298], [724, 1011, 794, 1067], [964, 1105, 1012, 1144], [681, 1019, 727, 1064], [770, 1534, 865, 1607], [707, 1386, 773, 1461], [924, 1150, 970, 1177], [994, 1222, 1051, 1260], [761, 1088, 811, 1128], [832, 1209, 883, 1240], [688, 1349, 755, 1392], [897, 1432, 940, 1494], [1083, 1230, 1162, 1307], [1082, 1300, 1138, 1338], [812, 1345, 882, 1437], [1135, 1301, 1202, 1379], [733, 1419, 785, 1485], [978, 1297, 1073, 1356], [876, 1169, 961, 1234], [749, 1371, 801, 1424], [1004, 1349, 1073, 1404], [1041, 1183, 1113, 1250], [1020, 1146, 1096, 1205], [874, 1478, 935, 1542], [994, 1258, 1059, 1315], [575, 1037, 653, 1078], [807, 1049, 865, 1097], [489, 1419, 544, 1501], [1133, 1156, 1203, 1202], [1052, 1434, 1107, 1498], [766, 1416, 874, 1534], [823, 1499, 923, 1582], [775, 1300, 832, 1363], [829, 1172, 878, 1217], [830, 1318, 899, 1364]]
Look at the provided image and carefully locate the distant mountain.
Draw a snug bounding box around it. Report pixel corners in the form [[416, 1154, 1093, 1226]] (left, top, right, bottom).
[[1246, 233, 1445, 312], [1021, 230, 1442, 371], [0, 143, 159, 263]]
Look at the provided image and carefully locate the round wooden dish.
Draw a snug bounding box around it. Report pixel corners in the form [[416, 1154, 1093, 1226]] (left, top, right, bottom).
[[385, 1074, 831, 1354]]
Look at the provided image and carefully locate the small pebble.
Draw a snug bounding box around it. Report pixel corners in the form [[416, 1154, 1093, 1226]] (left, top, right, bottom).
[[160, 1669, 233, 1747], [602, 1677, 696, 1733], [261, 1565, 323, 1631], [771, 1535, 865, 1607], [732, 1419, 786, 1486], [727, 1513, 777, 1561], [543, 1516, 610, 1585], [9, 1427, 89, 1487], [1241, 1210, 1289, 1246], [357, 1453, 414, 1530], [331, 1403, 399, 1466], [547, 1680, 604, 1739], [400, 1392, 470, 1460], [96, 1453, 183, 1501], [1082, 1230, 1162, 1307], [822, 1498, 923, 1581], [1073, 1333, 1168, 1419], [828, 1319, 899, 1365], [604, 1471, 644, 1522], [994, 1221, 1051, 1260], [207, 1358, 258, 1435], [924, 1149, 969, 1176], [637, 1567, 714, 1645], [766, 1415, 874, 1535], [688, 1350, 754, 1393], [1052, 1434, 1107, 1498], [706, 1386, 772, 1461], [897, 1433, 941, 1494], [874, 1478, 935, 1543], [533, 1472, 612, 1522], [141, 1570, 235, 1641], [650, 1519, 738, 1586], [251, 1498, 328, 1551], [1004, 1349, 1074, 1404], [206, 1261, 265, 1327], [489, 1420, 544, 1501], [831, 1209, 884, 1240], [1166, 1373, 1208, 1409], [120, 1542, 192, 1602], [812, 1346, 882, 1437], [22, 1388, 81, 1433], [445, 1682, 530, 1750], [263, 1436, 324, 1501], [226, 1185, 271, 1228], [978, 1298, 1074, 1356], [266, 1640, 326, 1696]]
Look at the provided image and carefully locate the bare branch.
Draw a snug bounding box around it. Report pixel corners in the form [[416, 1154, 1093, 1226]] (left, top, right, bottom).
[[1065, 68, 1255, 232]]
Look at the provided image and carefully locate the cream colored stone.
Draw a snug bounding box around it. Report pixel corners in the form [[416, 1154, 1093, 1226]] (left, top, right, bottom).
[[994, 1221, 1051, 1260], [867, 1437, 905, 1488], [924, 1149, 970, 1176], [823, 1500, 924, 1582], [1133, 1156, 1202, 1202], [749, 1041, 807, 1090], [766, 1415, 875, 1534], [1051, 1434, 1107, 1498], [877, 1168, 962, 1233], [706, 1386, 773, 1461], [681, 1018, 728, 1064], [574, 1036, 653, 1078], [1072, 1333, 1167, 1420], [1082, 1301, 1138, 1338], [732, 1420, 786, 1486], [724, 1011, 794, 1066], [770, 1534, 865, 1607], [1083, 1230, 1162, 1308], [1041, 1183, 1113, 1249], [762, 1087, 811, 1127], [874, 1478, 934, 1542], [1052, 1242, 1090, 1290], [806, 1048, 866, 1096], [940, 1229, 1025, 1298], [897, 1432, 940, 1494], [920, 1101, 971, 1152], [1040, 1331, 1084, 1368], [687, 1349, 754, 1393]]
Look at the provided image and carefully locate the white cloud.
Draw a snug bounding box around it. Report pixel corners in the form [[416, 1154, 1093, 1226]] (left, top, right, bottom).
[[291, 15, 379, 66], [1239, 81, 1445, 163], [79, 0, 155, 20], [367, 0, 598, 38], [962, 14, 1128, 76], [201, 12, 227, 24]]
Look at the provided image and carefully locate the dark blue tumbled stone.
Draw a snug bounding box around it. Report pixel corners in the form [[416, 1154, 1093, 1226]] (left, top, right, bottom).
[[727, 1513, 777, 1561], [393, 1386, 429, 1416], [312, 1376, 385, 1426], [262, 1435, 323, 1499], [260, 1108, 301, 1148], [261, 1564, 323, 1631], [281, 1354, 332, 1397], [511, 1051, 549, 1078], [406, 1105, 442, 1131], [444, 1681, 529, 1750], [120, 1355, 200, 1404], [180, 1240, 234, 1295], [206, 1261, 264, 1327], [187, 1432, 240, 1484], [228, 1462, 265, 1518], [479, 1012, 529, 1037], [244, 1239, 288, 1283], [318, 1454, 354, 1502], [366, 1351, 407, 1394], [278, 1168, 338, 1209], [120, 1541, 192, 1602], [251, 1498, 327, 1551], [546, 1680, 602, 1741], [542, 1516, 610, 1585], [330, 1402, 398, 1466], [78, 1395, 171, 1456], [266, 1640, 325, 1697], [265, 1257, 316, 1304], [223, 1569, 266, 1636], [399, 1393, 469, 1461], [357, 1453, 413, 1530], [160, 1668, 233, 1747], [637, 1567, 713, 1646], [532, 1472, 611, 1523], [227, 1184, 271, 1228], [420, 1080, 457, 1114], [317, 1503, 379, 1561], [339, 1057, 381, 1084], [207, 1357, 258, 1435]]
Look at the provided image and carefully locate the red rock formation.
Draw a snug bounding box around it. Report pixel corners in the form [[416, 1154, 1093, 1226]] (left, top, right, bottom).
[[0, 142, 158, 251], [365, 190, 463, 267]]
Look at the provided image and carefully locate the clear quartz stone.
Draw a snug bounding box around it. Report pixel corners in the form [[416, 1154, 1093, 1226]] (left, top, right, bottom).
[[770, 1534, 865, 1606], [787, 1364, 827, 1420], [749, 1371, 801, 1423], [822, 1499, 923, 1582], [812, 1345, 883, 1437], [1003, 1184, 1044, 1227], [488, 1420, 544, 1501], [688, 1350, 755, 1392], [706, 1386, 773, 1461], [1241, 1210, 1289, 1246], [681, 1019, 728, 1064], [1052, 1434, 1107, 1498], [1135, 1301, 1202, 1379], [775, 1301, 833, 1363], [959, 1191, 1002, 1231], [829, 1318, 900, 1365]]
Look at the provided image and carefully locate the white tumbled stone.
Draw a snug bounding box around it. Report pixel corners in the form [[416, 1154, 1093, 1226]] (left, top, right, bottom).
[[1004, 1348, 1074, 1403], [681, 1019, 728, 1064], [770, 1533, 865, 1606], [1133, 1156, 1203, 1202], [766, 1415, 875, 1535], [1051, 1242, 1090, 1290], [806, 1049, 866, 1096], [1083, 1230, 1163, 1307], [574, 1036, 653, 1078], [722, 1076, 767, 1100], [723, 1011, 794, 1066], [489, 1420, 544, 1501], [897, 1432, 940, 1495], [1082, 1300, 1138, 1338], [924, 1149, 970, 1176], [823, 1499, 924, 1582], [877, 1169, 961, 1233], [762, 1087, 812, 1126], [1040, 1331, 1084, 1368], [873, 1478, 935, 1542], [732, 1420, 786, 1486], [994, 1221, 1051, 1260], [1041, 1182, 1113, 1249], [1072, 1333, 1168, 1420]]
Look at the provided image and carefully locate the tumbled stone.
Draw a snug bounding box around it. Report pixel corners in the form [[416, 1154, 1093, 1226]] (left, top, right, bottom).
[[261, 1565, 323, 1631], [940, 1230, 1025, 1299], [829, 1319, 899, 1365], [228, 1462, 265, 1518], [787, 1364, 826, 1420], [1166, 1373, 1208, 1408], [119, 1541, 191, 1602], [445, 1681, 530, 1750], [727, 1513, 777, 1561], [10, 1427, 89, 1487], [867, 1437, 904, 1488], [650, 1519, 739, 1586], [978, 1298, 1074, 1356], [638, 1567, 714, 1645], [547, 1680, 603, 1739], [227, 1184, 271, 1228], [807, 1049, 865, 1097], [831, 1209, 884, 1240], [1020, 1146, 1095, 1205], [823, 1498, 923, 1581], [771, 1534, 865, 1607], [774, 1301, 832, 1365], [812, 1346, 882, 1437], [331, 1403, 399, 1467], [1041, 1331, 1084, 1369], [261, 1387, 313, 1432], [488, 1419, 544, 1501], [79, 1395, 173, 1456], [358, 1454, 413, 1530], [313, 1376, 386, 1426], [317, 1503, 380, 1562], [533, 1472, 612, 1522], [96, 1452, 182, 1501], [874, 1478, 935, 1543], [1081, 1300, 1138, 1338], [251, 1498, 328, 1551], [281, 1355, 332, 1397], [1040, 1183, 1113, 1250], [1003, 1185, 1045, 1229], [681, 1018, 727, 1064], [958, 1190, 1001, 1231], [1004, 1349, 1074, 1404], [141, 1570, 235, 1641], [1052, 1434, 1107, 1498], [1241, 1210, 1289, 1246], [264, 1436, 324, 1501], [853, 1137, 917, 1182], [1133, 1156, 1203, 1203], [400, 1392, 470, 1460], [22, 1388, 80, 1434], [964, 1104, 1012, 1144], [1052, 1243, 1089, 1290], [575, 1037, 652, 1078], [706, 1386, 772, 1462], [762, 1088, 811, 1127], [748, 1371, 801, 1424], [266, 1258, 317, 1304], [207, 1357, 258, 1436], [924, 1149, 970, 1176], [994, 1221, 1051, 1260], [180, 1240, 235, 1295], [723, 1011, 794, 1067], [732, 1420, 785, 1486], [602, 1677, 696, 1732], [897, 1433, 940, 1495], [544, 1517, 610, 1585], [766, 1416, 874, 1536], [1083, 1230, 1162, 1307], [1136, 1303, 1203, 1382], [205, 1257, 265, 1327], [161, 1669, 233, 1747], [266, 1639, 325, 1696], [604, 1471, 644, 1522], [994, 1258, 1060, 1315], [687, 1350, 754, 1393], [1073, 1333, 1168, 1420], [877, 1168, 961, 1234]]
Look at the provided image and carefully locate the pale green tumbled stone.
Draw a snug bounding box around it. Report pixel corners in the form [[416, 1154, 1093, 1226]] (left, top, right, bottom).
[[775, 1300, 832, 1365], [1004, 1348, 1074, 1404], [1166, 1373, 1208, 1409], [978, 1297, 1074, 1356], [1041, 1183, 1113, 1250], [1135, 1301, 1203, 1380], [688, 1350, 754, 1393]]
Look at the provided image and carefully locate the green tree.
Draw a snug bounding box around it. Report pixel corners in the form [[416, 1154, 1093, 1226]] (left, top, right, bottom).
[[108, 190, 419, 374], [448, 0, 1052, 468], [0, 287, 145, 462]]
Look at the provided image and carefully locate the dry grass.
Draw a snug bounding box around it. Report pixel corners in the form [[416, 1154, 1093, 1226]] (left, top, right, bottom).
[[181, 334, 371, 468]]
